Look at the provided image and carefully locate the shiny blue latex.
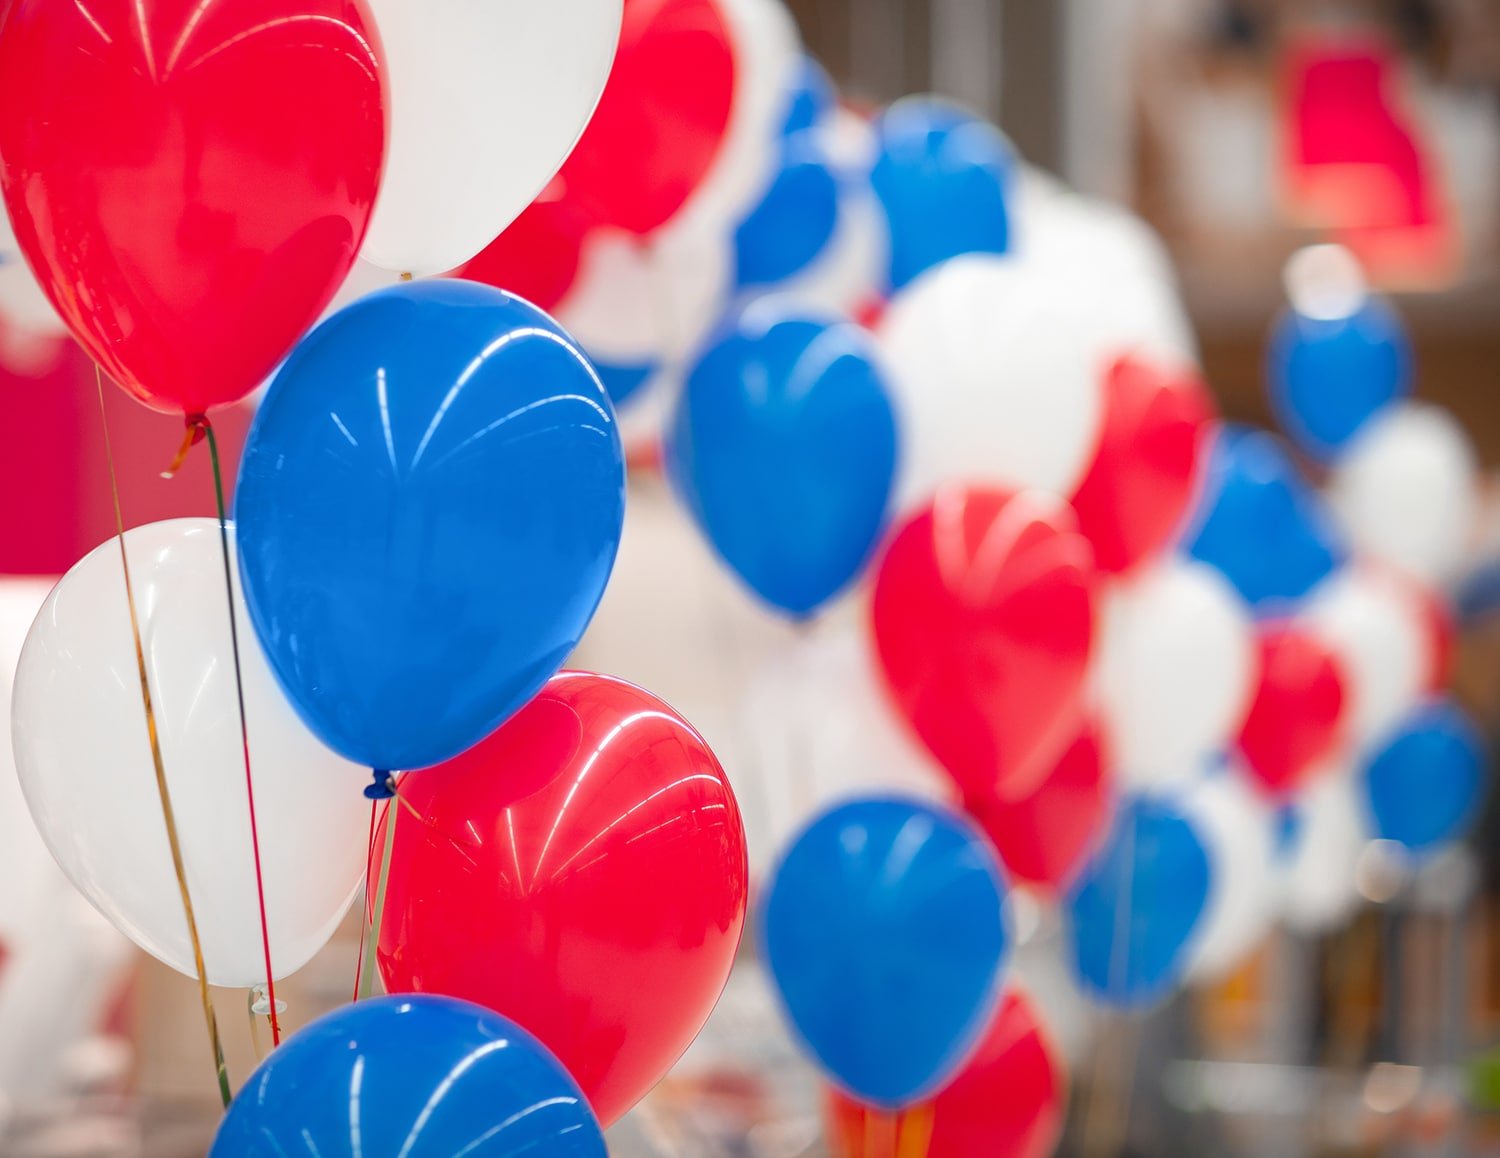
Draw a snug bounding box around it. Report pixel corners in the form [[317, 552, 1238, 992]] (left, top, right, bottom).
[[210, 995, 605, 1157], [1365, 699, 1488, 858], [1066, 796, 1212, 1010], [236, 280, 625, 772], [760, 796, 1009, 1108], [666, 301, 898, 618], [733, 130, 842, 291], [781, 55, 836, 136], [1267, 298, 1412, 463], [869, 97, 1011, 291], [1183, 425, 1347, 611], [592, 358, 656, 411]]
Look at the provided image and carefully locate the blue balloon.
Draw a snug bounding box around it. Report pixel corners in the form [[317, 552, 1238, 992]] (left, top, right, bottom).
[[1364, 699, 1488, 858], [760, 796, 1009, 1108], [211, 995, 605, 1156], [592, 358, 657, 411], [1066, 796, 1212, 1009], [869, 97, 1011, 292], [733, 131, 842, 291], [1183, 425, 1347, 611], [236, 281, 625, 773], [1267, 297, 1412, 462], [780, 55, 836, 137], [666, 301, 899, 617]]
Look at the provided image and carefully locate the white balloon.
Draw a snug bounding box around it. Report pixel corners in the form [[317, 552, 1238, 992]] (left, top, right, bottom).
[[1181, 765, 1279, 981], [1300, 565, 1432, 749], [360, 0, 622, 276], [1279, 766, 1369, 934], [1099, 557, 1258, 786], [11, 520, 371, 988], [1327, 402, 1480, 584], [876, 254, 1107, 504]]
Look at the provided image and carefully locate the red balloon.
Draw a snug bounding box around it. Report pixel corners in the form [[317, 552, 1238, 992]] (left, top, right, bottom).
[[871, 486, 1097, 802], [826, 991, 1066, 1158], [1069, 355, 1216, 575], [374, 671, 748, 1127], [558, 0, 735, 236], [456, 181, 593, 313], [1238, 623, 1347, 798], [968, 718, 1112, 894], [0, 0, 386, 415]]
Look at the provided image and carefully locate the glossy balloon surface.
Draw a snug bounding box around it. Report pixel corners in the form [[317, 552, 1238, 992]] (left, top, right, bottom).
[[375, 672, 748, 1127], [10, 520, 369, 987], [733, 132, 842, 290], [211, 995, 605, 1157], [761, 796, 1009, 1108], [0, 0, 386, 414], [871, 486, 1096, 801], [1238, 624, 1346, 799], [825, 991, 1066, 1158], [236, 281, 625, 772], [1364, 699, 1487, 857], [1066, 795, 1211, 1009], [666, 302, 898, 617], [1069, 356, 1215, 575]]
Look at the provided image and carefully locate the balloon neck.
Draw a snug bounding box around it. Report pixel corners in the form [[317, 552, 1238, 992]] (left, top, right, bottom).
[[399, 271, 414, 282], [160, 413, 208, 480], [364, 770, 396, 800]]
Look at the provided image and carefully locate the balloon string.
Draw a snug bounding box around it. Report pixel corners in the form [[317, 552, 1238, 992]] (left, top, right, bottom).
[[356, 782, 400, 1001], [246, 990, 265, 1063], [197, 418, 282, 1047], [160, 420, 205, 480], [93, 369, 232, 1109], [352, 798, 377, 1004]]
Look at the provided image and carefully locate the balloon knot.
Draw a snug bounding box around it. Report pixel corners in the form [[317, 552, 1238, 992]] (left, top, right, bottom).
[[161, 416, 208, 479], [363, 770, 396, 800]]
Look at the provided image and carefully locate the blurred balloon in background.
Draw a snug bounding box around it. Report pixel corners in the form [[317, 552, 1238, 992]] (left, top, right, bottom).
[[872, 486, 1097, 802], [10, 521, 369, 987], [375, 672, 748, 1127], [1278, 763, 1369, 935], [211, 996, 606, 1157], [761, 796, 1010, 1108], [1236, 622, 1347, 800], [1065, 794, 1212, 1009], [779, 55, 836, 136], [870, 97, 1012, 292], [1184, 425, 1347, 611], [1098, 556, 1257, 786], [236, 282, 626, 772], [666, 301, 898, 617], [825, 990, 1066, 1158], [457, 186, 595, 315], [1362, 698, 1488, 860]]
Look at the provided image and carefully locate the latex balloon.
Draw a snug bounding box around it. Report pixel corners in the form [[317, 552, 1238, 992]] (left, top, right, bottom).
[[733, 131, 842, 291], [1181, 765, 1279, 981], [666, 301, 898, 617], [1300, 565, 1435, 747], [1069, 356, 1216, 574], [0, 0, 385, 415], [1267, 296, 1411, 463], [559, 0, 736, 235], [869, 97, 1011, 291], [968, 718, 1112, 895], [1184, 425, 1347, 610], [762, 796, 1010, 1108], [871, 486, 1097, 802], [374, 672, 748, 1128], [1098, 557, 1258, 786], [359, 0, 619, 276], [876, 254, 1107, 504], [1065, 794, 1212, 1009], [1278, 764, 1367, 934], [455, 186, 595, 314], [825, 990, 1066, 1158], [1363, 699, 1487, 858], [10, 520, 369, 987], [781, 55, 837, 136], [1327, 402, 1479, 585], [1237, 623, 1347, 800], [211, 995, 605, 1156], [236, 281, 625, 773]]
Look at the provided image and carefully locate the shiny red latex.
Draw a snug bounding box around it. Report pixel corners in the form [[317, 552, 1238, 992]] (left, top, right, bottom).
[[968, 718, 1112, 895], [1238, 623, 1347, 799], [1068, 355, 1216, 576], [0, 0, 386, 415], [871, 486, 1097, 803], [558, 0, 735, 236], [374, 671, 749, 1127], [826, 991, 1066, 1158], [456, 182, 592, 313]]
